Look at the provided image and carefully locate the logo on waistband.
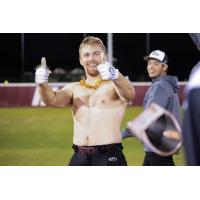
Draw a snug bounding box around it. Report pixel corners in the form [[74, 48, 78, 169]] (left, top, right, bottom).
[[108, 157, 118, 162]]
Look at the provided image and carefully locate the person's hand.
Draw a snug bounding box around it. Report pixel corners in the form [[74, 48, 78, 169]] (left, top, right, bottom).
[[97, 62, 119, 80], [35, 57, 51, 85]]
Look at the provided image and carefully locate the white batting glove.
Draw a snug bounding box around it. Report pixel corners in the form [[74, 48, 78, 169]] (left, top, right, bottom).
[[97, 62, 119, 80], [35, 57, 51, 85]]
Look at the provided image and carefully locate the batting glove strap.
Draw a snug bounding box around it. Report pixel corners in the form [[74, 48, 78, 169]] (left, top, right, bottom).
[[97, 62, 119, 80]]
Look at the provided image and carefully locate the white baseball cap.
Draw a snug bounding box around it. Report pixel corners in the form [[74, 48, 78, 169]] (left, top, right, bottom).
[[143, 50, 168, 65]]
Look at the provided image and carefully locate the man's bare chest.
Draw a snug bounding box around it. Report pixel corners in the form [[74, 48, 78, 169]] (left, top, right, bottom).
[[72, 84, 120, 111]]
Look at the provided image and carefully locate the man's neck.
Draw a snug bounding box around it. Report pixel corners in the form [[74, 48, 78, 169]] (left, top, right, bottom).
[[86, 75, 102, 83]]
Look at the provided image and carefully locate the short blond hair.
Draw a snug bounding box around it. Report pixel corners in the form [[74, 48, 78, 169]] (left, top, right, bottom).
[[79, 36, 107, 56]]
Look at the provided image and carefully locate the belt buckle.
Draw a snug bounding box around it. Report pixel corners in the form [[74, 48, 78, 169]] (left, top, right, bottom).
[[78, 146, 96, 156], [88, 147, 96, 155]]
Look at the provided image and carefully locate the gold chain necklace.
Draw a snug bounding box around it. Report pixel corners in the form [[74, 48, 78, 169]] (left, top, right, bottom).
[[80, 79, 104, 90]]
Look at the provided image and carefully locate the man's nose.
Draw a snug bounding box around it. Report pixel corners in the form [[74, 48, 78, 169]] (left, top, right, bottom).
[[87, 55, 94, 61], [147, 64, 152, 69], [147, 63, 154, 69]]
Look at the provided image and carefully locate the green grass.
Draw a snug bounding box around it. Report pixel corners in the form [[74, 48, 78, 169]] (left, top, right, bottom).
[[0, 107, 186, 166]]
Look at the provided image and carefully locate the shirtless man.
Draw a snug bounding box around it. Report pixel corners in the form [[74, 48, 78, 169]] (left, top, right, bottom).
[[35, 36, 135, 166]]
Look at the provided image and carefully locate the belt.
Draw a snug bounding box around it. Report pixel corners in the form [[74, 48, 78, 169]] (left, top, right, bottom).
[[73, 143, 122, 156]]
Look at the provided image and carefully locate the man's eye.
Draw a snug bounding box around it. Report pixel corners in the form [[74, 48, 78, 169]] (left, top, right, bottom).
[[94, 52, 100, 56], [83, 53, 89, 57]]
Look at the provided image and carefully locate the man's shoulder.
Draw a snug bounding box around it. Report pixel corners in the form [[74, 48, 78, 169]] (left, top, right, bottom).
[[150, 80, 170, 95], [61, 82, 80, 91], [151, 79, 165, 89], [155, 77, 173, 89], [188, 66, 200, 90]]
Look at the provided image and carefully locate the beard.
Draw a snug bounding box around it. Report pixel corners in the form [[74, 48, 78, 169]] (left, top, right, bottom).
[[86, 67, 99, 77]]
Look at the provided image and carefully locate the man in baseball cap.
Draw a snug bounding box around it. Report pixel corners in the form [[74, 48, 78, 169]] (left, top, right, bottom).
[[122, 50, 181, 166]]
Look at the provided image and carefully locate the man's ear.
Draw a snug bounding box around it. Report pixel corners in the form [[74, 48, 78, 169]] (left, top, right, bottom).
[[163, 64, 168, 72], [79, 57, 83, 66]]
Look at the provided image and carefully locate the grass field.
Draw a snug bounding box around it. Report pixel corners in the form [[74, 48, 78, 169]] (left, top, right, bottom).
[[0, 107, 186, 166]]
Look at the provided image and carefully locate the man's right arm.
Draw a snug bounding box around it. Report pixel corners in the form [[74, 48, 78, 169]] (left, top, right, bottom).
[[35, 57, 73, 107], [145, 85, 169, 109], [38, 83, 73, 107], [121, 128, 135, 139]]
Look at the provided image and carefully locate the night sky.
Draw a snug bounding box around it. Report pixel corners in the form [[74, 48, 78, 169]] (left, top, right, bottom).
[[0, 33, 199, 82]]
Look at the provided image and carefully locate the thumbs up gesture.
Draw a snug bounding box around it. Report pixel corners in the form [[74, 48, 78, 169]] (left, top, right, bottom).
[[35, 57, 51, 85]]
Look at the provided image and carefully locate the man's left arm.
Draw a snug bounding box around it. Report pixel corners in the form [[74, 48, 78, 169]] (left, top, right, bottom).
[[98, 62, 135, 101], [113, 73, 135, 101]]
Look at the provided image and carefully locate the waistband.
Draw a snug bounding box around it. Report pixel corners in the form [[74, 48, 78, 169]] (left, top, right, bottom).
[[72, 143, 123, 156]]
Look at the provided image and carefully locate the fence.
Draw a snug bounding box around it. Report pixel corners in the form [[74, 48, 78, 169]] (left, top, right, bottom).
[[0, 82, 186, 107]]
